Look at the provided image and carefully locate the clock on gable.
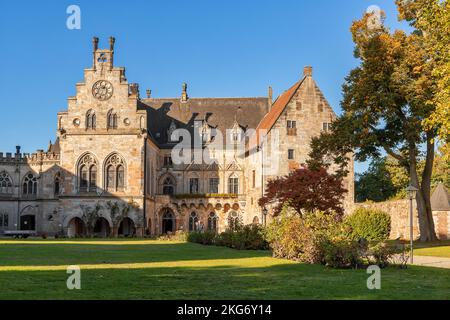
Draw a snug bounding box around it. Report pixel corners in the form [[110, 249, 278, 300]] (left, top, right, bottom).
[[92, 80, 113, 101]]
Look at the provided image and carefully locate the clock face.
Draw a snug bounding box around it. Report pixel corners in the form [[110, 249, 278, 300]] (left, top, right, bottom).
[[92, 80, 113, 101]]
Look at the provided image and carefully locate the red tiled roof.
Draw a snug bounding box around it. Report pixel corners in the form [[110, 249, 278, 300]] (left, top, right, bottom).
[[255, 77, 305, 141]]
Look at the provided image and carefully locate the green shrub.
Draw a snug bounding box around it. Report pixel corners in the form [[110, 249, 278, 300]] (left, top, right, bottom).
[[345, 208, 391, 241], [187, 231, 217, 245], [214, 225, 268, 250], [266, 210, 346, 264]]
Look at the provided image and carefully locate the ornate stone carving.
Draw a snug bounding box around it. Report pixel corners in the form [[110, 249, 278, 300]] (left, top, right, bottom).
[[92, 80, 113, 101]]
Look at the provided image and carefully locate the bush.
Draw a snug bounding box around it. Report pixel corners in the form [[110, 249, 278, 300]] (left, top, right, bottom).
[[266, 210, 346, 264], [265, 208, 400, 269], [345, 208, 391, 241], [187, 231, 217, 245], [188, 225, 268, 250]]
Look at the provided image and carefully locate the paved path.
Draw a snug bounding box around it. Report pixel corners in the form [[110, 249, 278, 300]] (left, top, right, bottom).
[[412, 255, 450, 269]]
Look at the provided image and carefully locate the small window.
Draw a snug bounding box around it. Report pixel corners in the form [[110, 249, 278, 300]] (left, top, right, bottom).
[[322, 123, 332, 132], [228, 175, 239, 194], [287, 120, 297, 136], [189, 178, 199, 194], [163, 156, 173, 167], [287, 120, 296, 128], [288, 149, 295, 160], [209, 178, 219, 194], [0, 213, 9, 227], [54, 172, 62, 196], [107, 110, 118, 129], [86, 110, 96, 130]]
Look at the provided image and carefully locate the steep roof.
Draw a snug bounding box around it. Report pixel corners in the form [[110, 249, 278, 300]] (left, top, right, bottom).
[[139, 97, 269, 148], [47, 138, 60, 154], [256, 78, 304, 133], [431, 183, 450, 211]]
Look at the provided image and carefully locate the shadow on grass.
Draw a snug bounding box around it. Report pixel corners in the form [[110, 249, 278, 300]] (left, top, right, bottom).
[[0, 262, 448, 300]]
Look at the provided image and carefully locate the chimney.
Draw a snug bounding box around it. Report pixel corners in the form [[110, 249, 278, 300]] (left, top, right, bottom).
[[92, 37, 99, 69], [130, 83, 140, 99], [303, 66, 313, 77], [181, 83, 188, 102], [109, 36, 115, 51], [268, 86, 273, 108], [146, 89, 152, 99], [93, 37, 99, 51]]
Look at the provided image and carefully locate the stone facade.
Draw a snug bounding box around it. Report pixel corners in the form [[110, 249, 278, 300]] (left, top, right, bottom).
[[0, 37, 354, 237]]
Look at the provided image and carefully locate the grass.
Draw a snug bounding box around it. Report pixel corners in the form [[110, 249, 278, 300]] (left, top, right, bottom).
[[0, 239, 448, 300], [415, 240, 450, 258]]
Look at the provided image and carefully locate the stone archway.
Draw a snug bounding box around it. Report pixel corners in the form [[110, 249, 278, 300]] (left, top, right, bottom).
[[118, 217, 136, 237], [67, 217, 86, 238], [93, 217, 111, 237], [20, 215, 35, 231], [161, 208, 175, 234]]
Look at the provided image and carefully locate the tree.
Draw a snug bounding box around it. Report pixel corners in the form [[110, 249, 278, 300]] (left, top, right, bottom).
[[356, 147, 449, 202], [355, 157, 397, 202], [308, 11, 439, 241], [396, 0, 450, 140], [258, 168, 347, 216]]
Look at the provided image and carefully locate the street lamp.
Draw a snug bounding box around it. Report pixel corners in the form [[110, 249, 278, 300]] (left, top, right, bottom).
[[262, 207, 268, 226], [406, 185, 419, 264]]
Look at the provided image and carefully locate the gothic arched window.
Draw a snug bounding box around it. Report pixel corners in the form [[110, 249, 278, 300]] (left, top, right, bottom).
[[228, 211, 241, 231], [104, 153, 125, 192], [208, 212, 218, 232], [78, 153, 98, 192], [162, 176, 175, 195], [189, 212, 199, 232], [228, 174, 239, 195], [86, 110, 96, 130], [54, 172, 62, 196], [0, 172, 13, 195], [107, 110, 118, 129], [22, 173, 37, 195]]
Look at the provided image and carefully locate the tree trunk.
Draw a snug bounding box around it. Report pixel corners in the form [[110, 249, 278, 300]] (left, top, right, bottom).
[[408, 134, 437, 242]]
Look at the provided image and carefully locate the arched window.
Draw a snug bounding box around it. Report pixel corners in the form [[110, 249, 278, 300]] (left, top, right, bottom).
[[228, 211, 241, 231], [107, 110, 118, 129], [162, 176, 175, 195], [252, 216, 260, 225], [86, 110, 96, 129], [22, 173, 37, 195], [189, 212, 199, 232], [78, 153, 98, 192], [228, 174, 239, 194], [104, 153, 125, 192], [0, 172, 13, 195], [54, 172, 62, 196], [208, 212, 218, 232]]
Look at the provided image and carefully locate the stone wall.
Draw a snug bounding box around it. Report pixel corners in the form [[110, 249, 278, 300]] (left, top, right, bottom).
[[353, 200, 450, 240]]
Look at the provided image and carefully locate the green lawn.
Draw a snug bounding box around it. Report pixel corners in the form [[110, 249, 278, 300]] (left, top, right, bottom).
[[415, 245, 450, 258], [0, 239, 448, 300]]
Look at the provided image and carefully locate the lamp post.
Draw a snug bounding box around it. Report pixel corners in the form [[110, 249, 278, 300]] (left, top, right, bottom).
[[262, 207, 268, 226], [406, 185, 418, 264]]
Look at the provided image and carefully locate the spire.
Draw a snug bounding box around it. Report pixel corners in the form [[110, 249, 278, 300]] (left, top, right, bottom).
[[181, 83, 188, 102]]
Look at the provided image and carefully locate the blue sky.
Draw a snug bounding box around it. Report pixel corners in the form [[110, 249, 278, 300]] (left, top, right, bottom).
[[0, 0, 409, 173]]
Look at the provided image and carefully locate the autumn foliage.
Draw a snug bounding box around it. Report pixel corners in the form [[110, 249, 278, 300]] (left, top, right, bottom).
[[258, 167, 347, 216]]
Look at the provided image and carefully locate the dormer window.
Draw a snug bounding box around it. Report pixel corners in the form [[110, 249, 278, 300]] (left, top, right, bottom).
[[168, 121, 177, 142]]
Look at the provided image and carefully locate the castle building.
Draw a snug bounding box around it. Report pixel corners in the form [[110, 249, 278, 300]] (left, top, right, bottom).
[[0, 37, 354, 237]]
